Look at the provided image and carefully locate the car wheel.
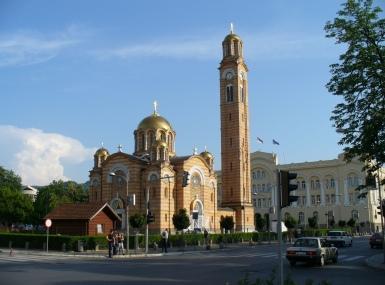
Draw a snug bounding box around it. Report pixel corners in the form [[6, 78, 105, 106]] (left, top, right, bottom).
[[290, 260, 296, 266], [319, 255, 325, 266]]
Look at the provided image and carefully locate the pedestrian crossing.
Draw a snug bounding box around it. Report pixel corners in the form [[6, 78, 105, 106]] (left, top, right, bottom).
[[0, 254, 79, 264], [187, 251, 367, 263]]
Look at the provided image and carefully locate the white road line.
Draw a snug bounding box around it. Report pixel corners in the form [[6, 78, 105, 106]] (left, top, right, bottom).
[[342, 256, 365, 262]]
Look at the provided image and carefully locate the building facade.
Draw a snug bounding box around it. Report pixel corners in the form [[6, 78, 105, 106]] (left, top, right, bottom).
[[249, 151, 383, 232], [88, 28, 256, 234]]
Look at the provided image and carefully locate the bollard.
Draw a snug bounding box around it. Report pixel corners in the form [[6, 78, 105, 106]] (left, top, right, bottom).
[[95, 244, 99, 251]]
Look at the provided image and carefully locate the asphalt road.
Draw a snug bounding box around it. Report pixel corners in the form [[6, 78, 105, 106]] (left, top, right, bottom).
[[0, 236, 383, 285]]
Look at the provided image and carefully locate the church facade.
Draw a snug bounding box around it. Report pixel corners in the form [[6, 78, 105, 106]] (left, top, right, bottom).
[[88, 28, 255, 233]]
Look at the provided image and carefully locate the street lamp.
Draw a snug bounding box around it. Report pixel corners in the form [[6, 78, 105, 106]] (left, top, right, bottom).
[[109, 172, 130, 255]]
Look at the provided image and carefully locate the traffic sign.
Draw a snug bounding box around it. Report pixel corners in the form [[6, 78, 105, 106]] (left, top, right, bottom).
[[45, 219, 52, 228]]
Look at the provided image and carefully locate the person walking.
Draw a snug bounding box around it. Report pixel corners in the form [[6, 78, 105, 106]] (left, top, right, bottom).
[[203, 228, 210, 249], [106, 229, 115, 258], [117, 232, 125, 255], [161, 229, 169, 253]]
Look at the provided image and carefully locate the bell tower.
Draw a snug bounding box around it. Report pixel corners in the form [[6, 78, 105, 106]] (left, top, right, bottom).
[[219, 25, 254, 232]]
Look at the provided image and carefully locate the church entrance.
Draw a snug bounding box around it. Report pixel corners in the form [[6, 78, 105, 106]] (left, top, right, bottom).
[[191, 200, 204, 231], [110, 197, 125, 230]]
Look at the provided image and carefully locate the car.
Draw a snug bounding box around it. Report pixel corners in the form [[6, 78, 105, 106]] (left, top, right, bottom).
[[286, 237, 338, 266], [369, 232, 384, 248], [326, 230, 353, 247]]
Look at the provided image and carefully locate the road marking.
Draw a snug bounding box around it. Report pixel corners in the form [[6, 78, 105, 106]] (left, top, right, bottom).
[[342, 256, 365, 262]]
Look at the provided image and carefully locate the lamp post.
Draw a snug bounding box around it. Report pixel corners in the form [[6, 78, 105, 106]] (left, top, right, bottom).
[[109, 172, 130, 255]]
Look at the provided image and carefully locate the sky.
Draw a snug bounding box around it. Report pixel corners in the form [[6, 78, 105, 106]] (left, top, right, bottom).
[[1, 0, 374, 186]]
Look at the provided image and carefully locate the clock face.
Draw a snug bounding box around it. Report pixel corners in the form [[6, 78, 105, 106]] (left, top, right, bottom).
[[226, 72, 233, 80]]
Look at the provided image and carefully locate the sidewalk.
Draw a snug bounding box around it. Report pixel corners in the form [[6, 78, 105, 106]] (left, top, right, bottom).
[[366, 254, 385, 270]]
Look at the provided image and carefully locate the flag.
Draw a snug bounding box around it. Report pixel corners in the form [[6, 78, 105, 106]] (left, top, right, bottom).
[[272, 139, 280, 145], [257, 137, 264, 144]]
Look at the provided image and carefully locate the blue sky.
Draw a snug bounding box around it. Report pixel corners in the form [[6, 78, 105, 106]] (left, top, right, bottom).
[[0, 0, 361, 185]]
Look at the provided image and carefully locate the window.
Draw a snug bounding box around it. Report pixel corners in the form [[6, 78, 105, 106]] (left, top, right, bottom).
[[257, 199, 261, 208], [302, 181, 306, 189], [240, 86, 244, 102], [262, 184, 266, 192], [97, 224, 104, 234], [252, 184, 256, 194], [298, 212, 305, 224], [330, 178, 335, 188], [325, 194, 330, 205], [164, 187, 168, 198], [311, 195, 316, 205], [316, 195, 321, 205], [191, 174, 201, 187], [226, 85, 234, 102], [252, 172, 256, 180], [331, 194, 336, 204], [253, 198, 257, 207], [313, 211, 319, 222], [349, 193, 353, 204], [352, 210, 359, 220], [315, 180, 320, 189]]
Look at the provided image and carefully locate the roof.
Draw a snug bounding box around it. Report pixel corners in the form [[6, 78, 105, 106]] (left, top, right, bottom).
[[44, 202, 121, 221]]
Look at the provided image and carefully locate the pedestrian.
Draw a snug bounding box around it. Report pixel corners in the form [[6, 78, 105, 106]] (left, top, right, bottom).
[[203, 228, 210, 249], [117, 232, 125, 255], [161, 229, 168, 253], [106, 229, 115, 258]]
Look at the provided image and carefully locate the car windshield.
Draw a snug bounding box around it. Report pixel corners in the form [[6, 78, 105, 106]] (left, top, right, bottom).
[[328, 232, 342, 236], [293, 239, 318, 248]]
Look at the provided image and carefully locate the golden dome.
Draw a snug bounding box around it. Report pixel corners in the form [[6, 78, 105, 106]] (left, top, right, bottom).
[[94, 147, 109, 157], [200, 150, 213, 160], [223, 33, 241, 42], [137, 113, 173, 131]]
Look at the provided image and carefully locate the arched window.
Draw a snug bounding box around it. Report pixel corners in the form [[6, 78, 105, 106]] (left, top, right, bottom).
[[191, 174, 201, 188], [160, 131, 166, 142], [148, 131, 155, 149], [168, 133, 173, 151], [352, 210, 359, 220], [240, 86, 244, 102], [226, 85, 234, 102]]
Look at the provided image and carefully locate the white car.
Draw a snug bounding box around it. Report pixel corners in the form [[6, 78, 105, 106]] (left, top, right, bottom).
[[326, 230, 353, 247]]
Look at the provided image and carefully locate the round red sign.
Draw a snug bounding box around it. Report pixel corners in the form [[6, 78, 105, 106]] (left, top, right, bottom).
[[45, 219, 52, 228]]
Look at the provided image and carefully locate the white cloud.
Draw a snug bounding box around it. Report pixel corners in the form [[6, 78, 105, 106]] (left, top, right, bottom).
[[93, 38, 219, 60], [0, 125, 95, 185], [0, 26, 80, 67], [93, 31, 337, 61]]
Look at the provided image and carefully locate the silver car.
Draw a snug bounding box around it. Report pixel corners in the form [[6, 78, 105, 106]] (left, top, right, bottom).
[[286, 237, 338, 266]]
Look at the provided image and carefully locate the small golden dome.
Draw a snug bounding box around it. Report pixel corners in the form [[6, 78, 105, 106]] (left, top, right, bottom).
[[94, 147, 109, 157], [223, 33, 241, 42], [137, 113, 173, 131], [200, 150, 213, 160]]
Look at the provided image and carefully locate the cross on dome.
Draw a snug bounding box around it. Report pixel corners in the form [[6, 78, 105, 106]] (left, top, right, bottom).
[[230, 22, 234, 34], [153, 100, 158, 115]]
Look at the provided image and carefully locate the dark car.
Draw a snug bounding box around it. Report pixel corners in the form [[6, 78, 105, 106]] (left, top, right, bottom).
[[286, 237, 338, 266], [369, 233, 384, 248]]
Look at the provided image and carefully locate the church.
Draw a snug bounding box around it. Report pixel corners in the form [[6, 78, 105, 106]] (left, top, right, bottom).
[[88, 27, 255, 234]]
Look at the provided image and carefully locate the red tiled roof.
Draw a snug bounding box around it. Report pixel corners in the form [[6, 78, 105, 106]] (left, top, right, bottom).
[[44, 202, 120, 220]]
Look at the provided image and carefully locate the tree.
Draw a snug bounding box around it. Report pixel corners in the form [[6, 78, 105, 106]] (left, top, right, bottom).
[[0, 186, 33, 229], [347, 218, 356, 228], [0, 166, 22, 190], [255, 213, 266, 231], [129, 213, 146, 232], [325, 0, 385, 180], [338, 220, 347, 227], [220, 216, 234, 233], [284, 214, 297, 230], [172, 208, 190, 232], [308, 216, 318, 229]]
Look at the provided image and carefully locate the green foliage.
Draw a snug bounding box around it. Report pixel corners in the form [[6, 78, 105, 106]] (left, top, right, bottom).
[[129, 213, 146, 230], [172, 208, 190, 231], [255, 213, 266, 231], [284, 213, 297, 229], [325, 0, 385, 179], [308, 217, 318, 229], [220, 216, 235, 233], [0, 166, 22, 190], [0, 186, 33, 227], [338, 220, 346, 227], [32, 180, 88, 224], [347, 218, 356, 228]]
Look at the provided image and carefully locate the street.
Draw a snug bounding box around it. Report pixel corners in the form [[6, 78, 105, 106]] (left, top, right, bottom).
[[0, 236, 383, 285]]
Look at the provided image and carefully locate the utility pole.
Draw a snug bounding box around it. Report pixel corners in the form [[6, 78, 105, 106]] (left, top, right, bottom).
[[277, 170, 283, 285]]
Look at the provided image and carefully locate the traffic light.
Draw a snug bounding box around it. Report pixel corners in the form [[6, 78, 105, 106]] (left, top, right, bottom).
[[377, 199, 385, 216], [147, 211, 155, 224], [182, 171, 190, 187], [280, 170, 299, 208]]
